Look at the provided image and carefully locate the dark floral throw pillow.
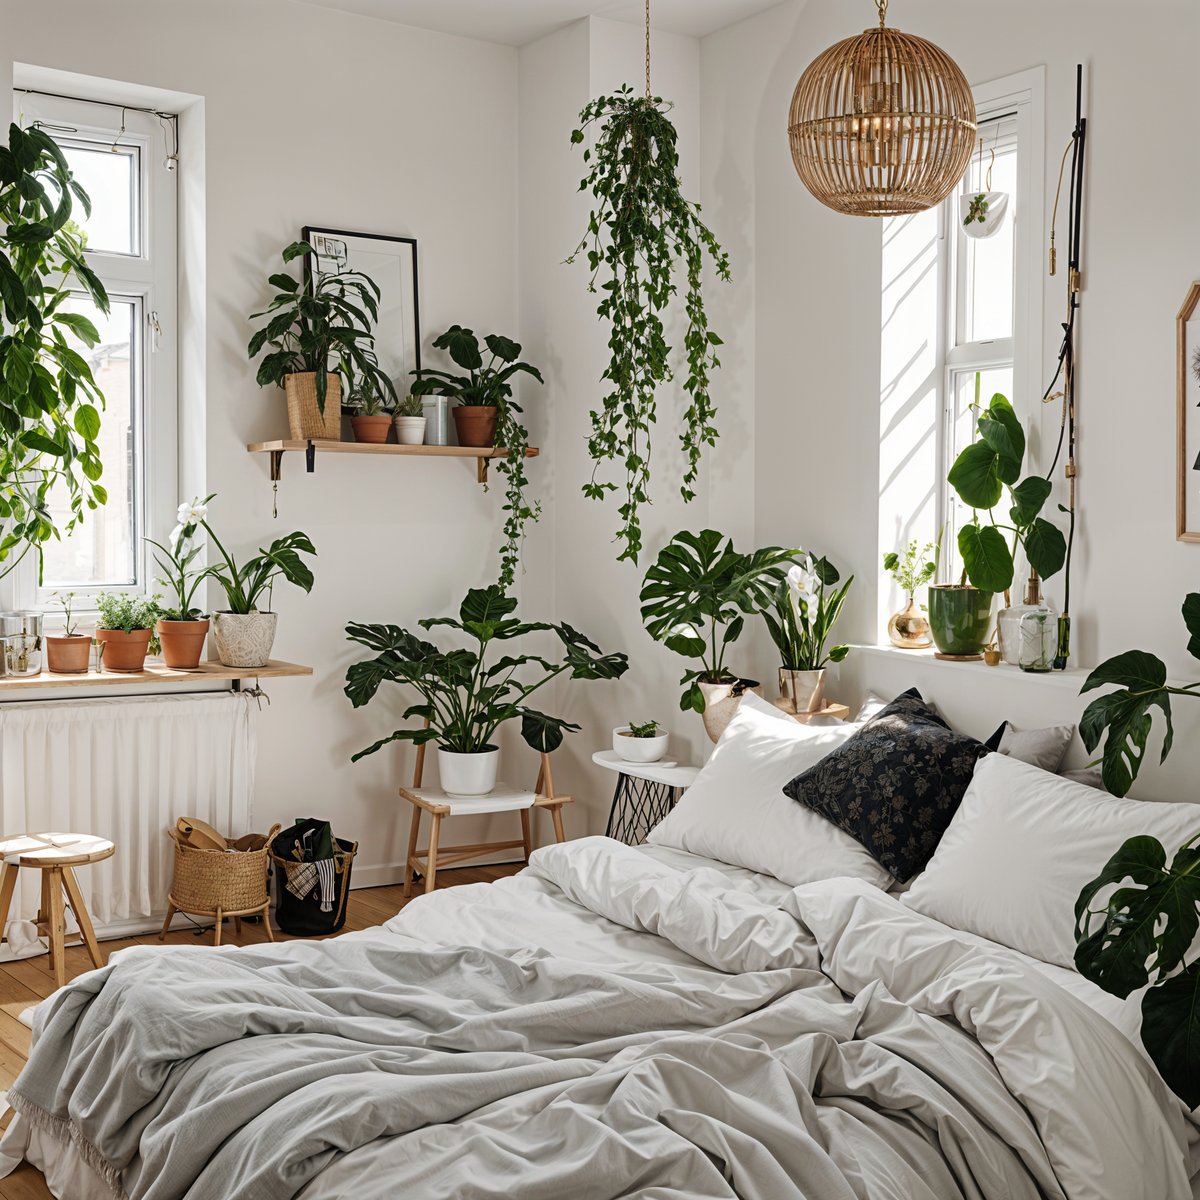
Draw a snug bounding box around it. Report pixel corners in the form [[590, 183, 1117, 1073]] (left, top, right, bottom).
[[782, 688, 989, 882]]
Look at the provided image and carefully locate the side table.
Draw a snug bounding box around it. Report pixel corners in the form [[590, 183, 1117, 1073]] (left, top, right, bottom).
[[592, 751, 700, 846]]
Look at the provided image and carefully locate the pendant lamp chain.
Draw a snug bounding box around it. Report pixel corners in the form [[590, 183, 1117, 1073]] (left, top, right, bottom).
[[645, 0, 652, 99]]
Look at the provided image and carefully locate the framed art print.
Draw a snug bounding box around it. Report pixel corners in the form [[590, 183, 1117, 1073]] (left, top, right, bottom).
[[1178, 281, 1200, 542]]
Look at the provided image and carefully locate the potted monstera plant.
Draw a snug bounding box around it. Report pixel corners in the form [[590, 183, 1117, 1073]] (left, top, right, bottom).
[[344, 587, 628, 796], [1071, 591, 1200, 1107], [640, 530, 798, 741]]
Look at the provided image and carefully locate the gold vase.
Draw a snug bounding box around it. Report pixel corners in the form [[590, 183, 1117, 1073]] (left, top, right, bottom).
[[887, 595, 932, 650]]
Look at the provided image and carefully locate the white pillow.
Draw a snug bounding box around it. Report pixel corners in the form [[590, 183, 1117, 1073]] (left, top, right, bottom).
[[738, 689, 799, 723], [647, 703, 894, 889], [902, 753, 1200, 968]]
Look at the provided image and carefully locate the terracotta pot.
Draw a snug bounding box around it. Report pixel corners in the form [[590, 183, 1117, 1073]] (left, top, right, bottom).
[[211, 611, 277, 668], [95, 628, 152, 673], [697, 677, 762, 743], [350, 414, 392, 444], [452, 405, 497, 448], [283, 372, 342, 441], [157, 618, 209, 670], [46, 634, 92, 674], [887, 595, 933, 649], [777, 667, 826, 714]]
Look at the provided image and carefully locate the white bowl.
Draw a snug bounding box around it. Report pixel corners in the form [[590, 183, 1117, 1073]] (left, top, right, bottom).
[[612, 726, 669, 763]]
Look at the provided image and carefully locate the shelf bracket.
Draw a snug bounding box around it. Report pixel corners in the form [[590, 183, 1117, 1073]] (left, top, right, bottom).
[[268, 450, 284, 482], [476, 456, 488, 486], [305, 440, 316, 474]]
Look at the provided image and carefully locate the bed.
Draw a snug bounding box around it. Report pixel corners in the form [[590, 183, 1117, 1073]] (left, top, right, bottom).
[[2, 691, 1198, 1199]]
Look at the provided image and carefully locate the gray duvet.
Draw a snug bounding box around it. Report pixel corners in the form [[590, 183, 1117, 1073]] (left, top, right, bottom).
[[1, 837, 1193, 1199]]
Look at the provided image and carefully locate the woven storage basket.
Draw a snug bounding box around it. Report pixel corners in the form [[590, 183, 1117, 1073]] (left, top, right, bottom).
[[168, 822, 281, 916], [284, 372, 342, 441]]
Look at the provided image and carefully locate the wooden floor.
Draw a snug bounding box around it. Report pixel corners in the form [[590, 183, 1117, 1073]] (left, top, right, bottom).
[[0, 862, 523, 1200]]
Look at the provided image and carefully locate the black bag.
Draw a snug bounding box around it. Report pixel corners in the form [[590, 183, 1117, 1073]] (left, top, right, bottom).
[[269, 820, 358, 936]]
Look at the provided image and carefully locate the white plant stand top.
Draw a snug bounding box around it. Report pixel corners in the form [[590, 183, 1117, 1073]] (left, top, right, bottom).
[[591, 751, 700, 790], [401, 784, 540, 816]]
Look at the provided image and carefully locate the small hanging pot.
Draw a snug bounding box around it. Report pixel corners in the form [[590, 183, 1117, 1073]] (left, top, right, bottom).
[[961, 191, 1009, 239]]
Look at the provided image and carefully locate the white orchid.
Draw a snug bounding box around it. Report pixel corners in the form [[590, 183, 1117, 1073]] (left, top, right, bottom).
[[169, 497, 209, 551], [787, 557, 821, 616]]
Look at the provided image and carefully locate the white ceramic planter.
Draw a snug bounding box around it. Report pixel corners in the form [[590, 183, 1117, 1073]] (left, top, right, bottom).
[[437, 746, 499, 796], [394, 415, 427, 446], [211, 611, 277, 668], [959, 191, 1009, 239], [697, 678, 762, 743], [612, 726, 669, 763]]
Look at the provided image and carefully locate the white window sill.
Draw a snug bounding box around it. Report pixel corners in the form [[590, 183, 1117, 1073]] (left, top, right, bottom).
[[847, 644, 1094, 690]]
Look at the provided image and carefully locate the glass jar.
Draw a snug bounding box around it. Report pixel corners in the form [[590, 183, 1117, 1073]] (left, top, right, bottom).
[[1018, 610, 1057, 674]]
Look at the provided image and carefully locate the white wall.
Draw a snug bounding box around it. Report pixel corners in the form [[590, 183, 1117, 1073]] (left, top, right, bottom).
[[701, 0, 1200, 801], [2, 0, 525, 882]]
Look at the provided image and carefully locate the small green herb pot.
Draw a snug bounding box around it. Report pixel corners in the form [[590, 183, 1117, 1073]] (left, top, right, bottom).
[[927, 585, 994, 658]]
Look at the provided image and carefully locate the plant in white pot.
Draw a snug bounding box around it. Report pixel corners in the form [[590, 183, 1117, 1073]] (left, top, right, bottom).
[[762, 553, 853, 714], [640, 529, 799, 742], [183, 499, 316, 668], [344, 586, 628, 797], [612, 719, 669, 764], [392, 393, 426, 445]]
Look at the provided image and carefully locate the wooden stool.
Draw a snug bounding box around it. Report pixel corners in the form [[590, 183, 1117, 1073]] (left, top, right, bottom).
[[399, 744, 573, 898], [0, 833, 113, 990]]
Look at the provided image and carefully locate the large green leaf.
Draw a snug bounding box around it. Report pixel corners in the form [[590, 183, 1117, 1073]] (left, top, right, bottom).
[[434, 324, 483, 371], [977, 393, 1024, 483], [957, 523, 1013, 592], [1079, 650, 1173, 797], [484, 333, 521, 363], [1184, 592, 1200, 662], [518, 708, 581, 753], [1024, 516, 1066, 579], [1009, 476, 1052, 527], [459, 586, 518, 626], [947, 441, 1006, 510], [1141, 959, 1200, 1109]]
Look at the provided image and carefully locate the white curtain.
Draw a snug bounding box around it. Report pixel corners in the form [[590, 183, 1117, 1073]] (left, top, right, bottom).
[[0, 692, 256, 929]]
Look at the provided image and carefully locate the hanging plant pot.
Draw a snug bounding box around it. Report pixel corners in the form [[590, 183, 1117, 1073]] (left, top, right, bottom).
[[960, 191, 1009, 239]]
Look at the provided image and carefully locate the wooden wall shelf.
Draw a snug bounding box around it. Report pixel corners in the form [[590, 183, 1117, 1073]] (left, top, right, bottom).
[[247, 439, 540, 485], [0, 659, 312, 695]]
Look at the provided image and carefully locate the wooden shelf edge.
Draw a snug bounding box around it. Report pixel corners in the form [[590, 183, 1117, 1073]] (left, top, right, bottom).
[[0, 659, 313, 693], [246, 440, 539, 459]]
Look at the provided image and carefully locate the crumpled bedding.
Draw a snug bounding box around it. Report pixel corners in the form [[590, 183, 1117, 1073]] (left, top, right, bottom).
[[0, 836, 1193, 1200]]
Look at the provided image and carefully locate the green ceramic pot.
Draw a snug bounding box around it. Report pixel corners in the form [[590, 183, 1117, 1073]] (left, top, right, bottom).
[[927, 585, 994, 657]]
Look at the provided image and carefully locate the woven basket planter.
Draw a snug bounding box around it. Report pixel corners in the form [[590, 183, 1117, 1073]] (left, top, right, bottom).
[[166, 822, 281, 939], [284, 372, 341, 441]]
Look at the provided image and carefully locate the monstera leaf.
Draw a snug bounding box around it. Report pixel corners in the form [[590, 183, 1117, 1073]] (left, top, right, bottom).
[[519, 708, 582, 753], [1075, 832, 1200, 1108], [1080, 650, 1174, 798]]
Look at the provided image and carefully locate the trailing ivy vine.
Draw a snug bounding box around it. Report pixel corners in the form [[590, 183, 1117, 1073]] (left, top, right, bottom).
[[569, 86, 730, 565]]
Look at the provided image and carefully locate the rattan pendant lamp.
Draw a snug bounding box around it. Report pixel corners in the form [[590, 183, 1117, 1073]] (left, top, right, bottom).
[[788, 0, 977, 217]]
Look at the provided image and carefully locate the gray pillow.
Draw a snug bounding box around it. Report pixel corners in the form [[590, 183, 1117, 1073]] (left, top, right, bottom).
[[987, 721, 1074, 774]]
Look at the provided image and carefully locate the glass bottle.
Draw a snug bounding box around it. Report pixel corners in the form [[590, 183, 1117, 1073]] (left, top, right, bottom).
[[1018, 609, 1058, 673], [997, 573, 1049, 666]]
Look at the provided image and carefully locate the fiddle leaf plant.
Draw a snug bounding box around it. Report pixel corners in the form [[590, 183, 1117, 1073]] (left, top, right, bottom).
[[948, 391, 1065, 594], [0, 122, 111, 579], [640, 529, 798, 713], [412, 326, 544, 592], [568, 86, 731, 566], [344, 585, 629, 759], [1072, 591, 1200, 1107]]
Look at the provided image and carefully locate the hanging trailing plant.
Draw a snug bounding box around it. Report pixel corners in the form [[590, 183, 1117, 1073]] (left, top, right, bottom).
[[568, 84, 731, 565]]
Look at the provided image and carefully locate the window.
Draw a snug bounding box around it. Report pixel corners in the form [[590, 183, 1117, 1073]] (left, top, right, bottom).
[[937, 74, 1043, 583], [8, 90, 178, 610]]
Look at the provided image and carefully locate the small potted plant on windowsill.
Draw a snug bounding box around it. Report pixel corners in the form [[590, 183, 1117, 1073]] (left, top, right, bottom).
[[345, 371, 394, 444], [640, 529, 799, 742], [246, 240, 397, 442], [345, 586, 628, 797], [192, 500, 316, 669], [147, 497, 213, 670], [882, 537, 939, 650], [392, 393, 426, 446], [95, 593, 161, 673], [612, 719, 669, 764], [45, 592, 91, 674]]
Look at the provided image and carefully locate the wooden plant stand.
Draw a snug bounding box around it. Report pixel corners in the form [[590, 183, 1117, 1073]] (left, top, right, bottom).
[[399, 743, 573, 898]]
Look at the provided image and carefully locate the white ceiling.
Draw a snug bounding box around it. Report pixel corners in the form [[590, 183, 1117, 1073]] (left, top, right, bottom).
[[293, 0, 787, 46]]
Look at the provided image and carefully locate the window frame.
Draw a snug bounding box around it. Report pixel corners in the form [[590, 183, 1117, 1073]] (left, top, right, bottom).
[[935, 69, 1045, 583], [7, 91, 178, 615]]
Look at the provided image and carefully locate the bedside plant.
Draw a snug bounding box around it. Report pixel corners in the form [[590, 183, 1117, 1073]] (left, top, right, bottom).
[[345, 585, 628, 797], [1070, 590, 1200, 1107], [640, 529, 798, 740], [247, 239, 397, 440], [612, 719, 669, 765], [412, 326, 544, 590], [184, 498, 316, 669], [95, 592, 161, 673], [763, 554, 852, 714], [45, 591, 91, 675], [625, 719, 660, 738], [146, 497, 214, 669]]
